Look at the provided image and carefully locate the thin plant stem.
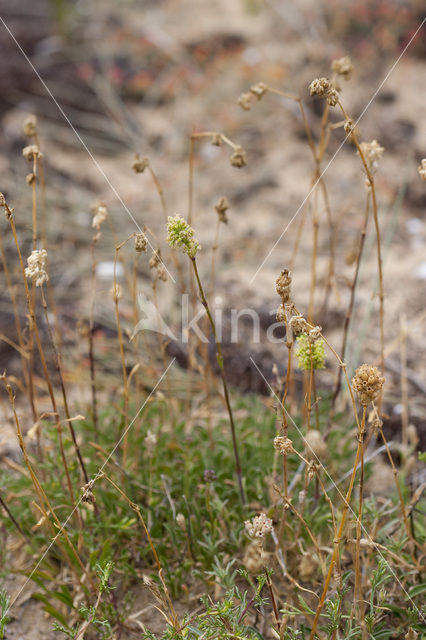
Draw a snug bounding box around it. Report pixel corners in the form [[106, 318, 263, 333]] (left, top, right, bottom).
[[190, 256, 246, 505]]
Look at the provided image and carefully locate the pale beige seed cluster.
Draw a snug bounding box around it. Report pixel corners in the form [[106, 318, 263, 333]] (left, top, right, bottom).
[[304, 429, 327, 462], [215, 196, 229, 224], [331, 56, 354, 80], [358, 140, 384, 173], [25, 249, 49, 287], [244, 513, 273, 539], [92, 203, 108, 230], [135, 232, 148, 252], [418, 158, 426, 181], [144, 429, 157, 457], [132, 155, 150, 174], [23, 114, 37, 138], [22, 145, 42, 161], [276, 269, 292, 304], [149, 249, 167, 281], [309, 77, 340, 107], [230, 146, 247, 168], [274, 436, 294, 455], [352, 364, 385, 406]]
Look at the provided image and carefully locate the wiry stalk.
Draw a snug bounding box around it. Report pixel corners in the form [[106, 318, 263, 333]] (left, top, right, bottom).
[[191, 256, 246, 505]]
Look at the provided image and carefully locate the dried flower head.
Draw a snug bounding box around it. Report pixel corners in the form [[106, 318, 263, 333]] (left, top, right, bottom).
[[215, 196, 229, 223], [211, 133, 222, 146], [276, 303, 286, 323], [250, 82, 268, 99], [331, 56, 353, 80], [230, 146, 247, 168], [276, 269, 292, 303], [132, 154, 150, 173], [418, 158, 426, 181], [145, 429, 157, 457], [304, 429, 327, 462], [149, 249, 161, 269], [135, 232, 148, 252], [24, 249, 48, 287], [326, 88, 340, 107], [405, 629, 418, 640], [237, 92, 252, 111], [309, 77, 331, 97], [245, 513, 273, 539], [156, 265, 167, 282], [166, 215, 200, 258], [26, 173, 36, 185], [22, 145, 42, 161], [274, 436, 294, 455], [92, 203, 108, 230], [203, 469, 216, 483], [81, 479, 96, 504], [352, 364, 385, 406], [0, 193, 5, 208], [295, 333, 325, 370], [289, 314, 308, 335], [23, 114, 37, 138], [176, 513, 186, 530], [358, 139, 384, 173]]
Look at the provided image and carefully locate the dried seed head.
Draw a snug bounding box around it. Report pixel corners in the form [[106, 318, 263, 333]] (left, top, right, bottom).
[[371, 415, 383, 435], [250, 82, 268, 99], [289, 314, 308, 335], [22, 145, 42, 161], [176, 513, 186, 530], [215, 196, 229, 223], [245, 513, 273, 539], [237, 92, 252, 111], [418, 158, 426, 181], [326, 88, 340, 107], [308, 325, 322, 341], [276, 303, 286, 323], [211, 133, 222, 146], [405, 630, 418, 640], [81, 480, 96, 504], [230, 146, 247, 168], [91, 203, 108, 230], [135, 232, 148, 252], [358, 139, 384, 173], [23, 114, 37, 138], [309, 77, 330, 97], [352, 364, 385, 406], [26, 173, 36, 185], [144, 429, 157, 457], [24, 249, 48, 287], [167, 214, 200, 258], [276, 269, 292, 303], [274, 436, 294, 455], [156, 265, 167, 282], [331, 56, 354, 80], [203, 469, 216, 483], [149, 249, 161, 269], [304, 429, 327, 462], [0, 193, 5, 207], [295, 333, 325, 370], [132, 154, 150, 173]]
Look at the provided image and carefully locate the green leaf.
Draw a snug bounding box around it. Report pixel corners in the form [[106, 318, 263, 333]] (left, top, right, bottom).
[[408, 583, 426, 598]]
